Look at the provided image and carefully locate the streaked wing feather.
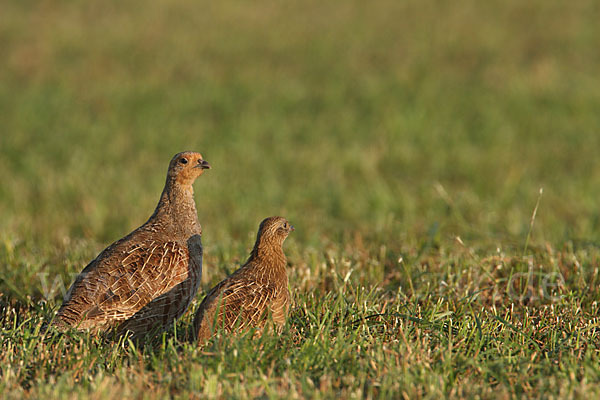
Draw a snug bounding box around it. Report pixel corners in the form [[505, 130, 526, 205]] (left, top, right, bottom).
[[62, 241, 189, 326], [216, 279, 280, 331]]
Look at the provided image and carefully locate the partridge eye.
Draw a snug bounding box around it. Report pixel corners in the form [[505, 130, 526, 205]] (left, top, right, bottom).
[[179, 158, 188, 164], [283, 223, 288, 228]]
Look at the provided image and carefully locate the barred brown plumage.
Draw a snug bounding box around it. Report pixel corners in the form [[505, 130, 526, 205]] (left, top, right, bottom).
[[193, 216, 293, 343], [54, 151, 210, 337]]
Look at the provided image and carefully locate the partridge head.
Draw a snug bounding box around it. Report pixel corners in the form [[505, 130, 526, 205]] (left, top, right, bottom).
[[167, 151, 211, 186]]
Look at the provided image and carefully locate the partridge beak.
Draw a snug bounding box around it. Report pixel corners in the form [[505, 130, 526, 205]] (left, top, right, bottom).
[[290, 225, 295, 232], [195, 159, 211, 169]]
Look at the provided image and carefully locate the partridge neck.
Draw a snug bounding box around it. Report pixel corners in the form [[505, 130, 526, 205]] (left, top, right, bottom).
[[151, 179, 201, 236], [251, 240, 287, 276]]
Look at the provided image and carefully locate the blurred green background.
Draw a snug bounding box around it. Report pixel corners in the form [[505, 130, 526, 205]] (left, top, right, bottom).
[[1, 0, 600, 293], [2, 1, 600, 397]]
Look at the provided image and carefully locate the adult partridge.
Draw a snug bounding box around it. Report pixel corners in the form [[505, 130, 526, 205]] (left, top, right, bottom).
[[193, 216, 293, 343], [54, 151, 210, 337]]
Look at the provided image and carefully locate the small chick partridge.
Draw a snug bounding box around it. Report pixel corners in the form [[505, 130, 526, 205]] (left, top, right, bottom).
[[54, 151, 210, 337], [193, 216, 293, 343]]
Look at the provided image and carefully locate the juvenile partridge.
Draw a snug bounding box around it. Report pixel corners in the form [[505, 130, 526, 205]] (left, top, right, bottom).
[[54, 151, 210, 337], [193, 216, 293, 343]]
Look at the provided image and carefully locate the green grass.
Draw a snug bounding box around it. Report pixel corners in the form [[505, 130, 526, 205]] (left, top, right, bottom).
[[1, 0, 600, 398]]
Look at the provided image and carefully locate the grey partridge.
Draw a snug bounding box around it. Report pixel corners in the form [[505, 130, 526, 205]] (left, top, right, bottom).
[[54, 151, 210, 337], [193, 216, 293, 343]]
